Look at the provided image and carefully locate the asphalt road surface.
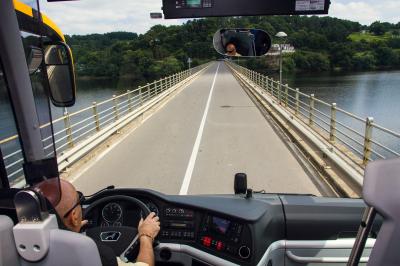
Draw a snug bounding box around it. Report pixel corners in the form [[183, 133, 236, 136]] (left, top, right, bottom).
[[73, 62, 323, 196]]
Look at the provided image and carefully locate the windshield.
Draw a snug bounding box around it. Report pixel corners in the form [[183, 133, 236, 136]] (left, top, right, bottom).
[[2, 0, 400, 198]]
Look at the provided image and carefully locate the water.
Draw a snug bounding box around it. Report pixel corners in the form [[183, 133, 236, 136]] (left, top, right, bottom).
[[284, 70, 400, 133], [51, 78, 143, 118], [281, 70, 400, 160]]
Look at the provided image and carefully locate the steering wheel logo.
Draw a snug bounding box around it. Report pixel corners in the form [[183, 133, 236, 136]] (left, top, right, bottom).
[[100, 231, 121, 242]]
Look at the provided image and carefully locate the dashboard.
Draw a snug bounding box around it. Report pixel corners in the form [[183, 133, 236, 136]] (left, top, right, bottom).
[[83, 189, 381, 266]]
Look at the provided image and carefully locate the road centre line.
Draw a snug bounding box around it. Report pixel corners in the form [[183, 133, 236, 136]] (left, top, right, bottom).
[[179, 63, 220, 195]]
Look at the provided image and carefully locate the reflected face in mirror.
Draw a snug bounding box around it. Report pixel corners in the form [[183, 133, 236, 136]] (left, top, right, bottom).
[[214, 28, 272, 57], [225, 43, 241, 57]]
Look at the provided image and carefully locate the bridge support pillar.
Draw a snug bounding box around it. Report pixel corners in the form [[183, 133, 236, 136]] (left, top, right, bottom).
[[139, 86, 143, 105], [309, 94, 315, 125], [92, 102, 100, 132], [127, 90, 133, 112], [278, 82, 282, 104], [113, 95, 119, 121], [295, 88, 300, 116], [285, 84, 289, 107], [363, 117, 374, 165], [330, 103, 337, 142], [63, 110, 74, 148], [147, 83, 151, 100]]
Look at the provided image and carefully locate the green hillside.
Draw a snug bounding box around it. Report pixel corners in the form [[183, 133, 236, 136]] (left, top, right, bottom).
[[66, 17, 400, 82]]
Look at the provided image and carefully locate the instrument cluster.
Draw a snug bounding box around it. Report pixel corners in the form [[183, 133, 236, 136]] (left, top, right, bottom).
[[99, 200, 159, 227]]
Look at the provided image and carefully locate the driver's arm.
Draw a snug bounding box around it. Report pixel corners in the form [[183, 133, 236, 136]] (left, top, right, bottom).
[[136, 212, 161, 266]]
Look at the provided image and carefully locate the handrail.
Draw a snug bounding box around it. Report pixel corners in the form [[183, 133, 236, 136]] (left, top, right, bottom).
[[226, 61, 400, 169], [0, 62, 212, 184]]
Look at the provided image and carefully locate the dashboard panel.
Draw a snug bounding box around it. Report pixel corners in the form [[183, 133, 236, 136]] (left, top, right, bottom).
[[83, 188, 381, 266]]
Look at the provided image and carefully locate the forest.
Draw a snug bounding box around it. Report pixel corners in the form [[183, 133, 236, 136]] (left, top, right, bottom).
[[65, 16, 400, 82]]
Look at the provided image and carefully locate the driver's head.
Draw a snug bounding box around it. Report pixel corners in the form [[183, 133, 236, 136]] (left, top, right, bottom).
[[36, 179, 86, 232], [225, 43, 237, 55]]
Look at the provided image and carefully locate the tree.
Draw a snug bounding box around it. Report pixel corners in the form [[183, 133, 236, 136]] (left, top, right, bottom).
[[293, 51, 330, 71], [370, 21, 387, 36], [375, 46, 398, 66], [352, 53, 376, 70], [329, 43, 354, 70]]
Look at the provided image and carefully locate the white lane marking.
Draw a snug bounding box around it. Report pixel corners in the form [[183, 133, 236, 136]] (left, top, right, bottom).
[[179, 63, 220, 195]]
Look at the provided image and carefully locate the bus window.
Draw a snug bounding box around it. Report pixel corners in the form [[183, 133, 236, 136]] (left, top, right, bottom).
[[0, 56, 26, 187]]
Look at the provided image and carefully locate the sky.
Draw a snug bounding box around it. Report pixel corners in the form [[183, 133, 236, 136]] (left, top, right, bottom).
[[26, 0, 400, 35]]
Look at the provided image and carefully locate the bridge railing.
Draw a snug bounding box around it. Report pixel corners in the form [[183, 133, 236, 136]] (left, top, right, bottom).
[[227, 61, 400, 169], [1, 62, 211, 185]]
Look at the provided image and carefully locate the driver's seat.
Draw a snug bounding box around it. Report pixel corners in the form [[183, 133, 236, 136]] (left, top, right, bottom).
[[0, 190, 102, 266]]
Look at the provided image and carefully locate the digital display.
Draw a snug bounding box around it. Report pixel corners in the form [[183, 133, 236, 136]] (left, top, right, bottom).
[[187, 0, 201, 8], [211, 216, 231, 235], [175, 0, 213, 9]]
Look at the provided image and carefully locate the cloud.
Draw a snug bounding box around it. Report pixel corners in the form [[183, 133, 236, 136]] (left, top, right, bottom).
[[330, 1, 400, 25], [39, 0, 184, 35], [37, 0, 400, 35]]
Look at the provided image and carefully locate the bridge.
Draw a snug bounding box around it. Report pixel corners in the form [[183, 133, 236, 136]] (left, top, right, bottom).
[[2, 61, 400, 197]]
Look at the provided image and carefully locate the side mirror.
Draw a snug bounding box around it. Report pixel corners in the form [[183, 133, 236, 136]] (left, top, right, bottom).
[[213, 29, 272, 57], [44, 42, 76, 107]]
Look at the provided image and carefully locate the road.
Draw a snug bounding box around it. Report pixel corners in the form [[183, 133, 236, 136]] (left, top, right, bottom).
[[73, 62, 323, 196]]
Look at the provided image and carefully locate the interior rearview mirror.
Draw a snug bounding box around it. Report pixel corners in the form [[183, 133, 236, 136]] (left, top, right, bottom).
[[44, 42, 76, 107], [213, 29, 272, 57]]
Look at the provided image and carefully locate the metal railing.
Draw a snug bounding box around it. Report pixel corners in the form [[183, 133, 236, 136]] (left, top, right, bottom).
[[227, 61, 400, 169], [0, 63, 211, 185]]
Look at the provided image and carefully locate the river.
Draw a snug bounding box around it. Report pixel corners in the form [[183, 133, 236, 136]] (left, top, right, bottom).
[[284, 70, 400, 133]]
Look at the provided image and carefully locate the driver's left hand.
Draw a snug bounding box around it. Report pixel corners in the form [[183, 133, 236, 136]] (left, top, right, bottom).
[[81, 219, 88, 228]]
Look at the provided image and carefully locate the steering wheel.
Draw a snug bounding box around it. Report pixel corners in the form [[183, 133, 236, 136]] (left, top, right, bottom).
[[83, 195, 151, 262]]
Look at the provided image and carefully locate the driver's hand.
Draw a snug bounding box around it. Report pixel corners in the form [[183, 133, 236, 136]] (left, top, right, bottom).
[[138, 212, 160, 240], [81, 220, 88, 227]]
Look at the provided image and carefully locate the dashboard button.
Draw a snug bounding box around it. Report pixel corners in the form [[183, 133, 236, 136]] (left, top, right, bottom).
[[202, 236, 212, 247], [216, 241, 224, 251], [238, 246, 251, 259], [160, 248, 172, 261]]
